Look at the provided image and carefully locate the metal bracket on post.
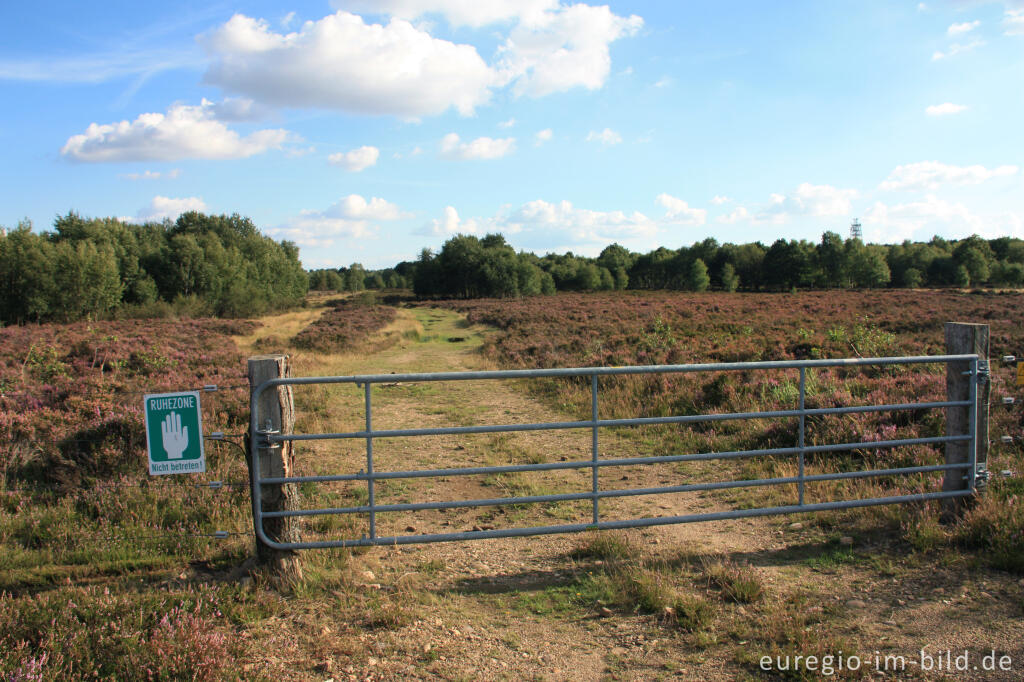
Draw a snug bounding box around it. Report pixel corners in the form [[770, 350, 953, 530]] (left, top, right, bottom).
[[256, 419, 280, 449], [977, 361, 990, 384]]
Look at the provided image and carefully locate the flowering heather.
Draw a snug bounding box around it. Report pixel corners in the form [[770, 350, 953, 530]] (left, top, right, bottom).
[[0, 586, 238, 680], [291, 297, 397, 353], [0, 318, 255, 489], [0, 317, 257, 579], [435, 290, 1024, 566]]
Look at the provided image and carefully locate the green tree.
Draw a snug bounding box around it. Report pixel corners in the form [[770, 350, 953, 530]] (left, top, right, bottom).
[[612, 266, 629, 290], [955, 264, 971, 287], [51, 241, 122, 320], [344, 263, 367, 292], [902, 267, 923, 288], [849, 247, 891, 288], [817, 231, 848, 288], [0, 222, 54, 322], [720, 262, 740, 292], [686, 258, 710, 292]]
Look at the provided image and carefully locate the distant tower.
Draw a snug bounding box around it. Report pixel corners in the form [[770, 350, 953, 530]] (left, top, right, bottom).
[[850, 218, 862, 241]]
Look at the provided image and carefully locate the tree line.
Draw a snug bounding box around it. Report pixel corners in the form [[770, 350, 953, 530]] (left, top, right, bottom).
[[329, 231, 1021, 299], [0, 212, 308, 324]]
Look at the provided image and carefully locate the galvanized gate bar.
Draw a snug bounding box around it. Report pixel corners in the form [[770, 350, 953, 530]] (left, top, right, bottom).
[[267, 399, 971, 443], [261, 462, 972, 519], [256, 491, 972, 550], [249, 354, 981, 551], [260, 434, 971, 485], [798, 366, 806, 506], [252, 354, 975, 388], [591, 374, 599, 525]]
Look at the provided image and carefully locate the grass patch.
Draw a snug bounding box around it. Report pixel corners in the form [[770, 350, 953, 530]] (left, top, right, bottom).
[[703, 559, 764, 603]]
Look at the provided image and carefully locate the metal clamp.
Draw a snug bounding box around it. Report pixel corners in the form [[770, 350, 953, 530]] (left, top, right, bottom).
[[256, 419, 281, 448], [975, 467, 991, 486]]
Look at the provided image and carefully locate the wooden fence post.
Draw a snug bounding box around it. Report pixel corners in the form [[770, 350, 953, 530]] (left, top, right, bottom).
[[248, 354, 303, 583], [942, 322, 989, 521]]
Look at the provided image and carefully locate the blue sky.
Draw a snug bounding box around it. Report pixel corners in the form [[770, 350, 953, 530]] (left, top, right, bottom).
[[2, 1, 1022, 269]]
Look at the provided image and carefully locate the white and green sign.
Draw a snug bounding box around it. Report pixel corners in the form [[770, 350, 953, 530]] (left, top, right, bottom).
[[144, 391, 205, 475]]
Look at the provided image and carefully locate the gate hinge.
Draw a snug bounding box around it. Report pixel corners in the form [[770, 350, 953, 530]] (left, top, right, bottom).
[[256, 419, 280, 448], [974, 466, 991, 488], [976, 361, 990, 383]]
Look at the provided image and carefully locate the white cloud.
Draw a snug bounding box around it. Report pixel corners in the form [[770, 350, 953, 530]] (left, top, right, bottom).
[[498, 118, 516, 128], [655, 193, 707, 225], [925, 102, 967, 116], [439, 133, 515, 160], [334, 194, 407, 220], [534, 128, 553, 145], [879, 161, 1019, 191], [61, 100, 294, 162], [205, 96, 270, 122], [586, 128, 622, 145], [496, 4, 643, 97], [861, 196, 1024, 242], [331, 0, 559, 28], [716, 206, 750, 224], [134, 196, 207, 222], [120, 169, 182, 181], [506, 199, 657, 243], [1006, 9, 1024, 35], [948, 20, 980, 35], [201, 12, 497, 118], [281, 11, 297, 28], [417, 198, 661, 254], [328, 145, 380, 171], [710, 195, 730, 205], [755, 183, 857, 223], [418, 205, 487, 236], [653, 76, 672, 88], [932, 40, 984, 60], [273, 194, 406, 249]]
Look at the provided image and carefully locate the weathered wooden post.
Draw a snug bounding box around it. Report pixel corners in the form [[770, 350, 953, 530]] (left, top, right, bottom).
[[248, 354, 303, 582], [942, 322, 989, 521]]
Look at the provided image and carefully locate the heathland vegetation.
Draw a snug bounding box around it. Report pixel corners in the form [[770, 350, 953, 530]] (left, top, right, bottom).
[[3, 284, 1024, 677], [0, 212, 307, 325]]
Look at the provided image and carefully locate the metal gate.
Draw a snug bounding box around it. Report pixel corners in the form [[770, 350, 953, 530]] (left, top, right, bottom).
[[249, 354, 984, 549]]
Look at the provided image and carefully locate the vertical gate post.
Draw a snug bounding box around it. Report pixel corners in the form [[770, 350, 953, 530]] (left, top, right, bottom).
[[942, 322, 989, 521], [248, 354, 303, 582]]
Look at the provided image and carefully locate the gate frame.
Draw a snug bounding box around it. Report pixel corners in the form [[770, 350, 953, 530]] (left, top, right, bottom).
[[249, 353, 984, 551]]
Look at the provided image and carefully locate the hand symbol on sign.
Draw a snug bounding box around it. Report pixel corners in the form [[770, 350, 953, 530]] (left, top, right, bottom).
[[161, 411, 189, 460]]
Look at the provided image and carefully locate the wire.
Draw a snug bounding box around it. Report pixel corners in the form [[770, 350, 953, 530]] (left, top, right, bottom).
[[1, 383, 250, 401], [91, 530, 254, 542], [1, 479, 250, 494]]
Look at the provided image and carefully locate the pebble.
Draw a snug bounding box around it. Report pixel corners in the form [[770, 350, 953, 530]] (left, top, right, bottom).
[[361, 570, 376, 581], [789, 522, 803, 530], [599, 607, 614, 617]]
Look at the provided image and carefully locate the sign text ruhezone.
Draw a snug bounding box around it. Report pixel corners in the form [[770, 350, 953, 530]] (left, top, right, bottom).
[[144, 391, 205, 475]]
